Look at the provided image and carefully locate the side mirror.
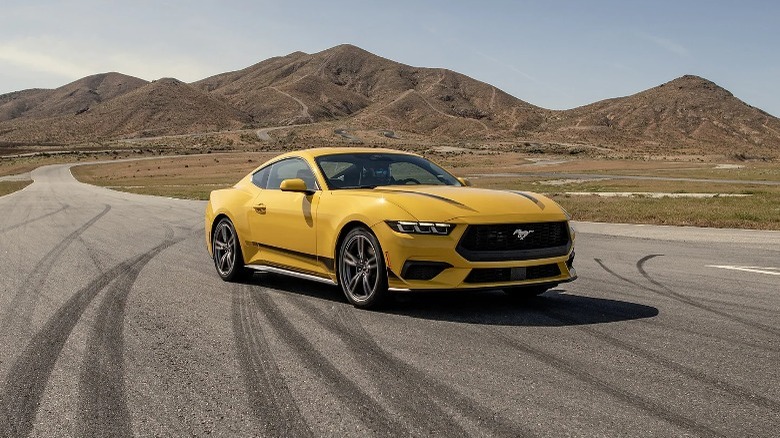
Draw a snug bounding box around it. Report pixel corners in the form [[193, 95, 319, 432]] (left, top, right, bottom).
[[457, 177, 472, 186], [280, 178, 313, 194]]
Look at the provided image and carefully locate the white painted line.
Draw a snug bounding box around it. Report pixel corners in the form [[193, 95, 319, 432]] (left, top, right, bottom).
[[706, 265, 780, 276], [565, 192, 751, 198]]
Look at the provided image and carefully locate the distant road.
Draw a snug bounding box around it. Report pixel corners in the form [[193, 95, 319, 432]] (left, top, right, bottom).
[[0, 163, 778, 436]]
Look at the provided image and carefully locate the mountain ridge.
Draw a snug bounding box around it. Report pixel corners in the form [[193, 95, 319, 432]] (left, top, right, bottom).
[[0, 44, 777, 157]]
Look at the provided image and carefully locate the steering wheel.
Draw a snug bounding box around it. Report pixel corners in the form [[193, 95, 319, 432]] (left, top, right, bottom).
[[394, 178, 421, 185]]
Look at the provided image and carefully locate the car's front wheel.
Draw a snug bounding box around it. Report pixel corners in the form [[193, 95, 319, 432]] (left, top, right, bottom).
[[338, 227, 389, 309], [212, 217, 247, 282]]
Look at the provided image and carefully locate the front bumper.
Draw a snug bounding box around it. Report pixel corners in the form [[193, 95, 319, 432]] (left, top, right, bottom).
[[372, 221, 576, 292]]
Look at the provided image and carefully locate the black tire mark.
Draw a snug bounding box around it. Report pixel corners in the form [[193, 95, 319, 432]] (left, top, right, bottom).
[[0, 205, 69, 234], [249, 288, 408, 437], [483, 327, 727, 438], [288, 297, 526, 437], [0, 240, 172, 438], [0, 205, 111, 339], [555, 281, 779, 354], [636, 255, 780, 336], [532, 303, 780, 414], [232, 285, 313, 437], [76, 229, 179, 438]]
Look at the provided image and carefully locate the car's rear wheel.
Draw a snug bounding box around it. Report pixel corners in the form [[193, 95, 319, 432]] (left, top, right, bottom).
[[338, 227, 389, 309], [212, 217, 247, 281]]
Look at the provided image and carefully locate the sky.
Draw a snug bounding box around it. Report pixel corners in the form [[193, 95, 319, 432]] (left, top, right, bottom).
[[1, 0, 778, 116]]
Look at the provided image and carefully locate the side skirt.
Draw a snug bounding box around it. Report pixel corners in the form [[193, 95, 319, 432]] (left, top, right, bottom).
[[245, 264, 337, 286]]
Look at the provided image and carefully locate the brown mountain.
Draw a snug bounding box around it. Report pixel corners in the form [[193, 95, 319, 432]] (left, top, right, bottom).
[[0, 44, 778, 158], [0, 77, 252, 143], [194, 44, 547, 137], [0, 73, 148, 123], [545, 75, 780, 155]]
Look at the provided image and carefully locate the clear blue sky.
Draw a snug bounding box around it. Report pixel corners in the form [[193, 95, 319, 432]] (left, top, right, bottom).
[[1, 0, 778, 116]]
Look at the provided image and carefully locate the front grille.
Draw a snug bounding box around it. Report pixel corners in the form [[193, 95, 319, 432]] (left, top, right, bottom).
[[457, 221, 571, 261], [464, 264, 561, 284]]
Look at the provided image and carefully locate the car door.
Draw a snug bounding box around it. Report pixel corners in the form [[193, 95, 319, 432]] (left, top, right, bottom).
[[247, 157, 321, 273]]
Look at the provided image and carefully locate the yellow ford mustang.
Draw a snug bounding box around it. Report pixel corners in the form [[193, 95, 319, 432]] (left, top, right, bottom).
[[205, 147, 576, 308]]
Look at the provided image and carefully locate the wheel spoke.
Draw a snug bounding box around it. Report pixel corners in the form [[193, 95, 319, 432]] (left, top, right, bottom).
[[347, 272, 361, 294], [362, 273, 372, 293], [365, 254, 376, 269], [343, 251, 358, 266], [357, 237, 365, 258]]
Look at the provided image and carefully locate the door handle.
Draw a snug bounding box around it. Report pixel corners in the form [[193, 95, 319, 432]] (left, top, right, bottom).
[[253, 203, 266, 214]]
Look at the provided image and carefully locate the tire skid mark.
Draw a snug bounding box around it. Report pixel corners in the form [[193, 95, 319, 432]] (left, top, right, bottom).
[[0, 205, 111, 339], [249, 289, 408, 437], [289, 297, 532, 437], [76, 228, 179, 438], [555, 284, 779, 354], [635, 255, 780, 336], [231, 285, 313, 437], [595, 257, 779, 338], [482, 327, 727, 438], [0, 205, 69, 234], [533, 303, 780, 414], [0, 237, 174, 438]]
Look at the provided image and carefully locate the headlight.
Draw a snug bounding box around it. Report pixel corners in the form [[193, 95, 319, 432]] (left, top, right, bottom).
[[386, 221, 454, 235]]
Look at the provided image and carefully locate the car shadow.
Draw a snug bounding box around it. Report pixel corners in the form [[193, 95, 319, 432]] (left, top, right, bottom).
[[387, 288, 659, 326], [242, 273, 659, 327]]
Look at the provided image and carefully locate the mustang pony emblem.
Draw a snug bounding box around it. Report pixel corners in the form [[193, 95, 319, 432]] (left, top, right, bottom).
[[512, 228, 534, 240]]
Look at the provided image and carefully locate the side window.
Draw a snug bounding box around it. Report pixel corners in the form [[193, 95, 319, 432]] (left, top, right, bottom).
[[267, 158, 318, 190], [251, 166, 270, 189]]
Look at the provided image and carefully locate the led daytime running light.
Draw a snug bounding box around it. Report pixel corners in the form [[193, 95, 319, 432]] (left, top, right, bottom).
[[387, 221, 453, 235]]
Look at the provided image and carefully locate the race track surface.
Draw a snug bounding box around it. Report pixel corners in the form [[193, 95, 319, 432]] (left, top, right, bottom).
[[0, 164, 778, 437]]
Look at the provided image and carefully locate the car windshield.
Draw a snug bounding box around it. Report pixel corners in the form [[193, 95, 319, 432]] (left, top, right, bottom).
[[315, 153, 462, 189]]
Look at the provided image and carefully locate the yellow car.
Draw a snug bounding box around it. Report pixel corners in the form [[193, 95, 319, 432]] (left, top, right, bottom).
[[205, 147, 576, 308]]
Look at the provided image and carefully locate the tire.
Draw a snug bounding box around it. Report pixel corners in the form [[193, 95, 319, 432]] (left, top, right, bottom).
[[212, 217, 247, 282], [338, 227, 389, 309], [502, 285, 550, 299]]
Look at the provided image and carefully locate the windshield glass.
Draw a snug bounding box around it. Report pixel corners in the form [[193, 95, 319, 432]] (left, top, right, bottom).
[[315, 153, 461, 189]]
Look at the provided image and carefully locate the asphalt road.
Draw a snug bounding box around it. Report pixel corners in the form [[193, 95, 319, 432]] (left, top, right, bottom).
[[0, 164, 778, 437]]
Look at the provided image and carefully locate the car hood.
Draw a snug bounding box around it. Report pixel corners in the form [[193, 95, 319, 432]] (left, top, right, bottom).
[[366, 186, 568, 223]]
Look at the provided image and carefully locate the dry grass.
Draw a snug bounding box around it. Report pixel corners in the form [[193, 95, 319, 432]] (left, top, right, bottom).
[[72, 152, 280, 199], [0, 180, 33, 197], [71, 151, 780, 230], [553, 194, 780, 230]]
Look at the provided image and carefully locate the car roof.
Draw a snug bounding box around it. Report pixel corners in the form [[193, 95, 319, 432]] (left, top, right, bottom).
[[278, 147, 420, 161], [245, 147, 425, 180]]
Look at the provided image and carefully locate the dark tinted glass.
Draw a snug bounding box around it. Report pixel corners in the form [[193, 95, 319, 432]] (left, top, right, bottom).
[[315, 153, 461, 189]]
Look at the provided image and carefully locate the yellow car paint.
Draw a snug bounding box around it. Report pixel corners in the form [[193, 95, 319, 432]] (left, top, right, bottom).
[[206, 147, 576, 299]]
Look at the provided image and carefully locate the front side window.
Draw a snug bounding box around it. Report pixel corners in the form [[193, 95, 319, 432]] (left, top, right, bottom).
[[267, 158, 318, 190], [315, 153, 461, 189], [251, 166, 270, 188]]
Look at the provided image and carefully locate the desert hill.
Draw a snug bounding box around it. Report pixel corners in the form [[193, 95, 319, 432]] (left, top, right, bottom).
[[0, 73, 148, 123], [543, 75, 780, 156], [0, 44, 778, 158], [194, 44, 547, 137], [0, 77, 252, 143]]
